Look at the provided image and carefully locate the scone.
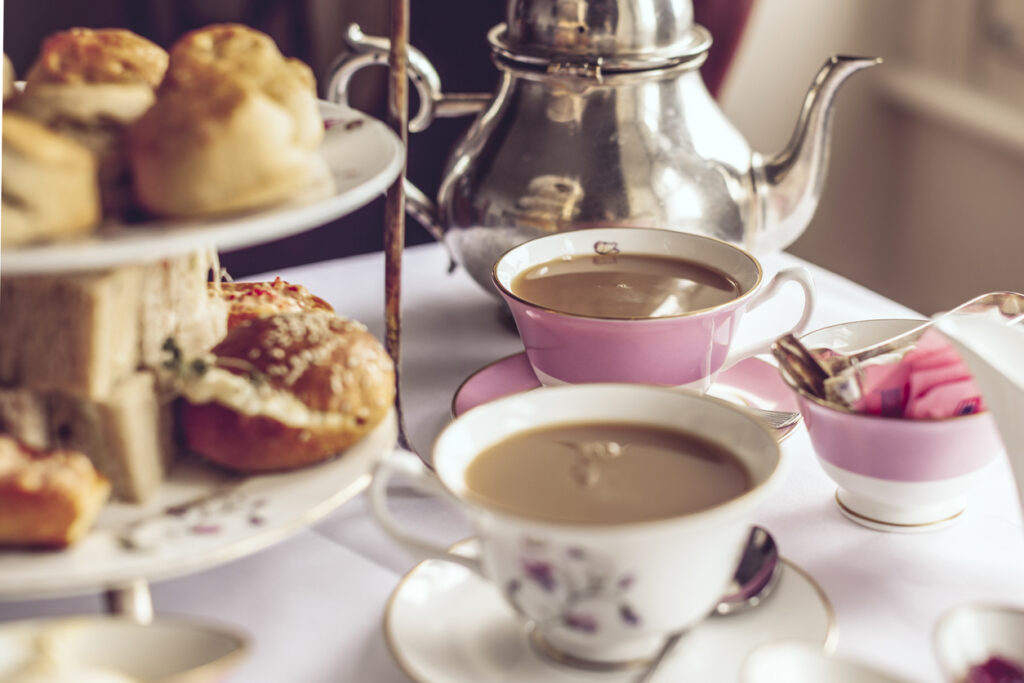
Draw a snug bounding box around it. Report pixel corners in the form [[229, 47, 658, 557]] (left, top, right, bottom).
[[0, 434, 111, 548], [179, 312, 395, 472], [166, 23, 322, 150], [1, 111, 101, 248], [15, 27, 168, 216], [128, 24, 325, 217], [218, 277, 334, 331]]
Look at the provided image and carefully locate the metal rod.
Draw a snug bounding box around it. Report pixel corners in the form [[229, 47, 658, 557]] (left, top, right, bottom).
[[103, 579, 154, 624], [385, 0, 412, 450]]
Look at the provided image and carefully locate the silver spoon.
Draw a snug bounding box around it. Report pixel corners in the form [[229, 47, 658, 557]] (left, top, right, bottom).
[[635, 526, 782, 682], [749, 407, 801, 431]]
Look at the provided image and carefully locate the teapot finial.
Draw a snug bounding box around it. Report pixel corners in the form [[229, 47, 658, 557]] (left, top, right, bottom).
[[752, 55, 882, 254]]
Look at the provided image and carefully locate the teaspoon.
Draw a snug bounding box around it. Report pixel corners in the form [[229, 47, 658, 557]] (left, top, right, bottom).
[[635, 526, 782, 682]]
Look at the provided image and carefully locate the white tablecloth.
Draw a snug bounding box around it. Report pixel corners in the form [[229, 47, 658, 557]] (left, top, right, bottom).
[[4, 243, 1023, 682]]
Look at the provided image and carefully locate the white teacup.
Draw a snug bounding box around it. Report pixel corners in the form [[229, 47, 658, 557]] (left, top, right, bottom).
[[370, 384, 784, 667]]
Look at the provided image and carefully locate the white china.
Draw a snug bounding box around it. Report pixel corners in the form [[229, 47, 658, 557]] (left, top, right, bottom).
[[784, 319, 1002, 532], [2, 101, 404, 275], [934, 603, 1024, 682], [371, 384, 784, 666], [385, 540, 835, 683], [0, 615, 247, 682], [741, 640, 908, 683], [0, 411, 396, 599]]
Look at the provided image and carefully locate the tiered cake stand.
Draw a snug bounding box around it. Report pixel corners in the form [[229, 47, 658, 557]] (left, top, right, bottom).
[[0, 98, 407, 621]]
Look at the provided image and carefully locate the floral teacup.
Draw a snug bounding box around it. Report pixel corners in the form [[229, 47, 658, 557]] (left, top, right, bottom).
[[369, 384, 783, 668]]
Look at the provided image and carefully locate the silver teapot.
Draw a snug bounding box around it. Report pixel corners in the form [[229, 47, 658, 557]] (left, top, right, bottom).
[[328, 0, 880, 294]]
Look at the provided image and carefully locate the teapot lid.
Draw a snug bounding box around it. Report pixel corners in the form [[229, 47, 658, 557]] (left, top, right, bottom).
[[491, 0, 711, 73]]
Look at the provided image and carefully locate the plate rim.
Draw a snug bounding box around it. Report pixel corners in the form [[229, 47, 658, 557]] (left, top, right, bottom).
[[0, 410, 397, 600], [1, 101, 405, 275]]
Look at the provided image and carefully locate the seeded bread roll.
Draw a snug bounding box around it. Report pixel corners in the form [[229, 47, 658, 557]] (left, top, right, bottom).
[[129, 24, 325, 218], [16, 27, 168, 217], [0, 434, 111, 548], [180, 312, 394, 472], [219, 277, 334, 331], [1, 111, 101, 248]]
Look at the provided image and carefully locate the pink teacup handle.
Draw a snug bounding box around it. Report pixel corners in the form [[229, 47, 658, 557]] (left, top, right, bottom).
[[722, 267, 815, 370], [368, 448, 484, 576]]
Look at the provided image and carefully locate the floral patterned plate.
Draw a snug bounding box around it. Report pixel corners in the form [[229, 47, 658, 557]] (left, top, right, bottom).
[[384, 539, 836, 683], [0, 411, 397, 600], [2, 101, 403, 275]]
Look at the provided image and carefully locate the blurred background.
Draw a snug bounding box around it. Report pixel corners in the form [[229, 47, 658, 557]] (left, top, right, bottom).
[[4, 0, 1024, 313]]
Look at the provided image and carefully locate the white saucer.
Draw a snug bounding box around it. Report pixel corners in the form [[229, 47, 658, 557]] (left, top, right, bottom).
[[452, 354, 801, 440], [384, 540, 836, 683]]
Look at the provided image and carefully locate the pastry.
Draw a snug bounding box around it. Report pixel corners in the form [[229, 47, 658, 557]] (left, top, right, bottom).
[[219, 277, 334, 331], [180, 312, 395, 472], [1, 111, 101, 248], [128, 24, 326, 217], [0, 434, 111, 548], [16, 27, 168, 216]]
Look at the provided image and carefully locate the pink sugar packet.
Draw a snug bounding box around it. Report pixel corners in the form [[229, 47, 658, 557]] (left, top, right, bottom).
[[846, 329, 986, 418]]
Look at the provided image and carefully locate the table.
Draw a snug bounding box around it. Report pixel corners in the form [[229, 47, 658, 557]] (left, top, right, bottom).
[[3, 243, 1023, 682]]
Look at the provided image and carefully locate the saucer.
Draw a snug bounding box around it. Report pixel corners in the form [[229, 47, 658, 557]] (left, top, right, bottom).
[[452, 353, 801, 439], [384, 540, 836, 683]]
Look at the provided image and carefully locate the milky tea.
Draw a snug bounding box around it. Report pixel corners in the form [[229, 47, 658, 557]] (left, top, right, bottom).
[[463, 421, 752, 524], [509, 253, 743, 319]]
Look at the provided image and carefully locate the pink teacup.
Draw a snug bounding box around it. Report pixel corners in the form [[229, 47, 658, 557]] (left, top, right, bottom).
[[492, 227, 815, 389]]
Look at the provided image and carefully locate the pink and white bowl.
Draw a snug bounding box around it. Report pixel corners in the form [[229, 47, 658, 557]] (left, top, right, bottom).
[[779, 319, 1005, 532]]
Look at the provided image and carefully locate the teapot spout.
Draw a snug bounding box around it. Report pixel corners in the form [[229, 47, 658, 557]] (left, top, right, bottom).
[[752, 55, 882, 253]]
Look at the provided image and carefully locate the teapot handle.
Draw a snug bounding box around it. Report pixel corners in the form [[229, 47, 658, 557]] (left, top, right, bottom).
[[327, 23, 490, 133]]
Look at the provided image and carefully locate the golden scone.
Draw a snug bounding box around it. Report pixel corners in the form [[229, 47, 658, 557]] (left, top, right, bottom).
[[219, 277, 334, 331], [24, 27, 167, 86], [0, 434, 111, 548], [16, 27, 168, 216], [180, 312, 395, 472], [128, 24, 325, 217], [1, 111, 101, 248], [166, 23, 322, 150], [129, 65, 326, 217]]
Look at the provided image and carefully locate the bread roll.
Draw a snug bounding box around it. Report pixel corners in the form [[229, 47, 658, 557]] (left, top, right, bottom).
[[1, 111, 101, 248], [16, 27, 168, 216], [0, 434, 111, 548], [128, 24, 326, 217], [180, 312, 395, 472], [219, 277, 334, 331]]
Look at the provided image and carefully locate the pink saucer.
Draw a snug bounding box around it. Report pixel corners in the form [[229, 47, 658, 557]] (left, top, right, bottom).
[[452, 353, 800, 438]]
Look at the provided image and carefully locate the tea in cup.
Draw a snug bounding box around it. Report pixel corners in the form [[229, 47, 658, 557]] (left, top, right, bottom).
[[491, 227, 815, 388], [369, 384, 783, 667]]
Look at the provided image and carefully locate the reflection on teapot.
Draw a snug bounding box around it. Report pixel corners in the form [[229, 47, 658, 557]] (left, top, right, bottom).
[[329, 1, 881, 295]]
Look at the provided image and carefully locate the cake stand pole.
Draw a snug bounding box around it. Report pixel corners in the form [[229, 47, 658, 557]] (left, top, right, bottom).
[[103, 579, 154, 624], [384, 0, 412, 449]]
